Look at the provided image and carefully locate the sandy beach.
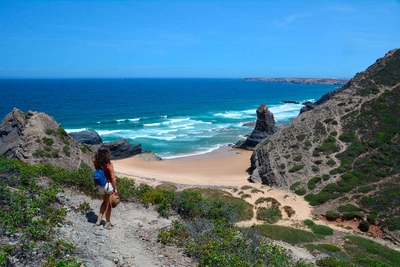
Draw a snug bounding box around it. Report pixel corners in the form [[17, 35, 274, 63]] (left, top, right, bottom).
[[114, 146, 313, 223], [113, 146, 253, 187]]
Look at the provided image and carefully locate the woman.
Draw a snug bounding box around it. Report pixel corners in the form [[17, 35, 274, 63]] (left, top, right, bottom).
[[94, 145, 118, 230]]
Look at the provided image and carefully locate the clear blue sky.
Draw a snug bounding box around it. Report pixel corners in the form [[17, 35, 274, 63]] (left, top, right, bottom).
[[0, 0, 399, 78]]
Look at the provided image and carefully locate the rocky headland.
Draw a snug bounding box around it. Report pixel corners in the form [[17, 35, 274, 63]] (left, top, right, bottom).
[[248, 48, 400, 242], [243, 77, 349, 85]]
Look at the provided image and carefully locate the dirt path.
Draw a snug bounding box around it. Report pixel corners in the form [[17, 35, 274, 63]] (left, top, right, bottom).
[[57, 188, 196, 267]]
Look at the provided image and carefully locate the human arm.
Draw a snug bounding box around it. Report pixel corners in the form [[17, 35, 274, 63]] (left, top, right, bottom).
[[107, 161, 118, 195]]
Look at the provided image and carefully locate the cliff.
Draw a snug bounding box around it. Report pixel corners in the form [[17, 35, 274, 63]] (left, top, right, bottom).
[[249, 49, 400, 233]]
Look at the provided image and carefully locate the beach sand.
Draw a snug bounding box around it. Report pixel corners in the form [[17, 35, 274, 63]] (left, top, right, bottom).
[[113, 146, 313, 223], [113, 146, 253, 187]]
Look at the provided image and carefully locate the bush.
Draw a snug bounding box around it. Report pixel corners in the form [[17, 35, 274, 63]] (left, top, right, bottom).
[[338, 204, 363, 213], [256, 207, 282, 223], [290, 181, 301, 190], [308, 176, 321, 190], [295, 188, 307, 196], [303, 219, 315, 227], [326, 211, 340, 221], [294, 155, 302, 161], [358, 220, 370, 232], [289, 165, 304, 173]]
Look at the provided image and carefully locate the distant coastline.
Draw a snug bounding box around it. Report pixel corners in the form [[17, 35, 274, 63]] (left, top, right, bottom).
[[243, 77, 349, 85]]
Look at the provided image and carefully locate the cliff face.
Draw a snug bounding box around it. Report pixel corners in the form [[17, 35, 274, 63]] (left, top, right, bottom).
[[249, 49, 400, 231], [0, 108, 93, 169]]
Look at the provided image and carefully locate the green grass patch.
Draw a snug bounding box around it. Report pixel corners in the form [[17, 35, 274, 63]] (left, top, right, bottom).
[[255, 224, 323, 245], [344, 235, 400, 267]]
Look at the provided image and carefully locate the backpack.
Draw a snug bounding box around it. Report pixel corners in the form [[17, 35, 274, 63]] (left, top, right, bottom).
[[93, 169, 107, 186]]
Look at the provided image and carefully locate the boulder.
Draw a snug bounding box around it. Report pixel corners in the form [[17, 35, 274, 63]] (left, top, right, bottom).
[[69, 130, 103, 145], [234, 104, 277, 150]]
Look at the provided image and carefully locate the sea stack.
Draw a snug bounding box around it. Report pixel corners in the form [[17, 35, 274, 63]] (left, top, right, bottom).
[[234, 104, 277, 150]]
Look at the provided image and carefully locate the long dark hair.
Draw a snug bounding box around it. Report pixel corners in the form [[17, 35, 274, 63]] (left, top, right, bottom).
[[94, 145, 111, 170]]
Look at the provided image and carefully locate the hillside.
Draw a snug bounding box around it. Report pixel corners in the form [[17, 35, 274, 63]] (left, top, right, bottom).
[[249, 49, 400, 238]]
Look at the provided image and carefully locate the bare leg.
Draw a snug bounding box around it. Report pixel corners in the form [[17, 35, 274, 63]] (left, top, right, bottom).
[[96, 194, 107, 225], [104, 194, 114, 230]]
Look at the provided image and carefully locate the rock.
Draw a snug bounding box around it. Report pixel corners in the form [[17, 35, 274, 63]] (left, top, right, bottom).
[[0, 108, 93, 169], [234, 104, 277, 150], [107, 138, 142, 160], [69, 130, 103, 145], [135, 151, 162, 161]]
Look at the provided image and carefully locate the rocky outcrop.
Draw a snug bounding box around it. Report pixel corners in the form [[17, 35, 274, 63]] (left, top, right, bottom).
[[234, 104, 277, 150], [107, 139, 142, 160], [69, 130, 103, 145], [0, 108, 93, 169]]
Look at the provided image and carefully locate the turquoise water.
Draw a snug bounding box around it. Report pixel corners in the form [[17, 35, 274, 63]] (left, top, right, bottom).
[[0, 78, 338, 158]]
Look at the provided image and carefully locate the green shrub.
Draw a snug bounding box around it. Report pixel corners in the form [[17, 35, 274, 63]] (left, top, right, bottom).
[[44, 145, 52, 152], [344, 235, 400, 266], [294, 155, 302, 161], [280, 163, 286, 169], [42, 137, 54, 146], [296, 135, 306, 142], [256, 207, 282, 223], [312, 166, 320, 172], [341, 212, 364, 220], [326, 211, 340, 221], [322, 174, 330, 181], [314, 159, 323, 164], [326, 158, 336, 166], [63, 146, 70, 157], [358, 220, 370, 232], [338, 204, 363, 212], [308, 176, 321, 190], [295, 188, 307, 196], [290, 181, 301, 190], [303, 219, 315, 227], [289, 165, 304, 173]]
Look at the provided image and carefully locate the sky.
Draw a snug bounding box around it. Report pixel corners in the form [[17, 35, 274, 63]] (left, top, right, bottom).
[[0, 0, 399, 79]]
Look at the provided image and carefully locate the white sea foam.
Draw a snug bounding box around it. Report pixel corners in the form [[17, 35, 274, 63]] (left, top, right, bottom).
[[128, 118, 140, 121], [214, 112, 243, 118], [148, 135, 177, 141], [97, 130, 122, 135], [160, 144, 223, 159], [144, 123, 161, 127], [65, 128, 87, 133], [169, 118, 190, 123]]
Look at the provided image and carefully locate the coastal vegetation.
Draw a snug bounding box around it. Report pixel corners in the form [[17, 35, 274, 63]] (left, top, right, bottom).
[[2, 156, 400, 266]]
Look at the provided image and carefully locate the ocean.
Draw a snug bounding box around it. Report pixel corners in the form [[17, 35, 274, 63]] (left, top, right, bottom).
[[0, 79, 338, 159]]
